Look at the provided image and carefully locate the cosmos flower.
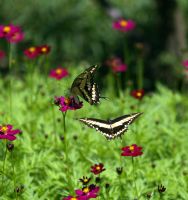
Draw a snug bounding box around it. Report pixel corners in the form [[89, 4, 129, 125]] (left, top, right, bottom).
[[91, 163, 105, 175], [24, 46, 40, 59], [0, 124, 21, 141], [131, 89, 144, 100], [49, 67, 68, 80], [0, 50, 5, 60], [113, 19, 136, 32], [106, 57, 127, 72], [54, 96, 83, 112], [0, 24, 24, 43], [121, 144, 143, 157], [75, 184, 100, 199], [38, 45, 51, 55]]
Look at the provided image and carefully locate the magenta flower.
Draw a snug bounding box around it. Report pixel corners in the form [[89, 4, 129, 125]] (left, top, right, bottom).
[[49, 67, 68, 80], [121, 144, 143, 157], [182, 60, 188, 69], [0, 24, 24, 43], [106, 57, 127, 72], [0, 50, 5, 60], [0, 125, 21, 141], [75, 184, 100, 200], [24, 46, 40, 59], [113, 19, 136, 32], [55, 96, 83, 112]]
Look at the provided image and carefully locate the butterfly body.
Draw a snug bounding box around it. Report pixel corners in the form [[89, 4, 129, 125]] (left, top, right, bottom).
[[70, 65, 100, 105], [78, 113, 142, 140]]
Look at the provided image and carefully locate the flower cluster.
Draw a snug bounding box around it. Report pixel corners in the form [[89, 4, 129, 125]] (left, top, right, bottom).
[[131, 89, 145, 100], [24, 45, 51, 59], [0, 124, 21, 141], [0, 50, 5, 60], [55, 96, 83, 112], [106, 57, 127, 73], [121, 144, 143, 157], [49, 67, 69, 80], [113, 19, 136, 32], [0, 24, 24, 43]]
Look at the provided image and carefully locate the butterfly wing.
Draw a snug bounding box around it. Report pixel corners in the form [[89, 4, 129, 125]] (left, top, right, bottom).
[[70, 65, 100, 105], [78, 113, 142, 140], [78, 118, 113, 139], [109, 113, 142, 138]]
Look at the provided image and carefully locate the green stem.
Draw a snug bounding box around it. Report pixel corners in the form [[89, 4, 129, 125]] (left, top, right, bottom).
[[8, 42, 13, 121], [11, 152, 18, 200], [137, 57, 144, 89], [1, 140, 8, 194], [62, 112, 74, 193], [132, 157, 138, 199], [52, 103, 57, 140]]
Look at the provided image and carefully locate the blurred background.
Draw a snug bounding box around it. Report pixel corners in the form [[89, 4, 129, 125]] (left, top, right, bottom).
[[0, 0, 188, 91]]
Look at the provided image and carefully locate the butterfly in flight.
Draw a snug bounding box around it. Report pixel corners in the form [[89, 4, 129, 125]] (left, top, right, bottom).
[[70, 65, 101, 105], [78, 113, 142, 140]]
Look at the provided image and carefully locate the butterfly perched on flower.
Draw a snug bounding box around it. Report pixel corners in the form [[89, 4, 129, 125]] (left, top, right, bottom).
[[70, 65, 101, 105], [78, 113, 142, 140]]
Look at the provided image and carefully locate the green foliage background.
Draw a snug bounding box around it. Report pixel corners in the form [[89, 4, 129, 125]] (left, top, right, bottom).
[[0, 0, 188, 199]]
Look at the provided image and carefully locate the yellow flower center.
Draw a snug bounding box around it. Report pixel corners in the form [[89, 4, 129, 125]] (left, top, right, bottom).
[[120, 20, 128, 27], [41, 47, 47, 52], [96, 166, 101, 170], [83, 178, 88, 182], [64, 98, 71, 105], [1, 126, 8, 133], [83, 187, 89, 193], [137, 92, 142, 97], [29, 47, 36, 53], [129, 145, 134, 151], [55, 68, 63, 75], [70, 198, 77, 200], [3, 26, 11, 33]]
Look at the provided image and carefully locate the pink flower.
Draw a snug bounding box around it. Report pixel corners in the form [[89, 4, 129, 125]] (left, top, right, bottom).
[[106, 57, 127, 72], [24, 46, 40, 59], [113, 19, 136, 32], [0, 50, 5, 60], [0, 24, 24, 43], [54, 96, 83, 112], [182, 60, 188, 69], [75, 184, 100, 200], [121, 144, 143, 157], [49, 67, 68, 80], [0, 125, 22, 141]]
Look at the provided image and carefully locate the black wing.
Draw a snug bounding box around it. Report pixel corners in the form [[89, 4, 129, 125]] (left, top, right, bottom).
[[109, 113, 142, 139], [70, 65, 100, 105], [78, 113, 142, 140], [78, 118, 113, 139]]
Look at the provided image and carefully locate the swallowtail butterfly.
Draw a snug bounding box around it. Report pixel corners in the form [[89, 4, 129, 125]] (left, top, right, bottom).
[[78, 113, 142, 140], [70, 65, 100, 105]]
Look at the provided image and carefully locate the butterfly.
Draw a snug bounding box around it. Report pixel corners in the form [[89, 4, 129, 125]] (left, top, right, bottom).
[[78, 113, 142, 140], [70, 65, 100, 105]]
